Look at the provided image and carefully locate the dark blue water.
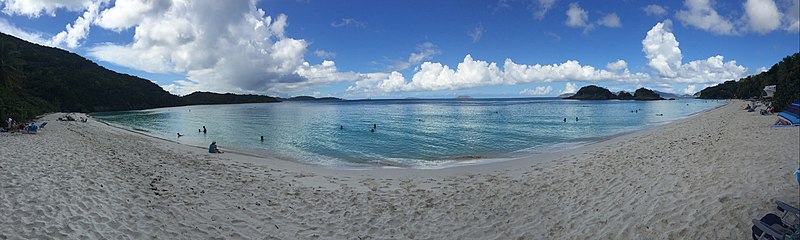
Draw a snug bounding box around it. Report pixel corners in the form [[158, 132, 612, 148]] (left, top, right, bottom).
[[93, 98, 725, 168]]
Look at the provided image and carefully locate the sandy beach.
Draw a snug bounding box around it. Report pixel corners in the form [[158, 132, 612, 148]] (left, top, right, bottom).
[[1, 100, 798, 239]]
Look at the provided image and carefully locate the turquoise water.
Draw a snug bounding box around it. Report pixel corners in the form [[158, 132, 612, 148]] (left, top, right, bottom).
[[93, 98, 726, 168]]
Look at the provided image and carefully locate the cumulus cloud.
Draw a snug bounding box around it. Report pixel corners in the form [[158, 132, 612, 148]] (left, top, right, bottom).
[[598, 13, 621, 28], [561, 82, 578, 94], [682, 84, 696, 95], [389, 42, 441, 71], [0, 0, 93, 17], [565, 2, 589, 28], [468, 22, 484, 43], [643, 4, 668, 17], [95, 0, 171, 31], [565, 3, 619, 32], [347, 54, 649, 93], [49, 0, 101, 48], [313, 50, 336, 59], [80, 1, 365, 95], [520, 86, 553, 95], [348, 20, 749, 94], [532, 0, 558, 19], [675, 0, 736, 35], [331, 18, 365, 28], [643, 20, 748, 84], [744, 0, 782, 34], [606, 59, 627, 71], [784, 0, 799, 32], [642, 20, 682, 78]]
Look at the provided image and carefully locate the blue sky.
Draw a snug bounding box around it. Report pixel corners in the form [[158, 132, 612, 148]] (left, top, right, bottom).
[[0, 0, 798, 99]]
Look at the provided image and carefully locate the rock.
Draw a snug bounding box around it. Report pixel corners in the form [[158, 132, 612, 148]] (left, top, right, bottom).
[[633, 88, 665, 100], [567, 85, 616, 100], [617, 91, 634, 100]]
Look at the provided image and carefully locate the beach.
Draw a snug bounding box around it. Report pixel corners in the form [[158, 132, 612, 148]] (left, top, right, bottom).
[[1, 100, 798, 239]]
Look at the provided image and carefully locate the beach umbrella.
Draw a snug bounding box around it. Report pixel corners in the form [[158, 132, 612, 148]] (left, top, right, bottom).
[[777, 100, 800, 125], [763, 85, 776, 98]]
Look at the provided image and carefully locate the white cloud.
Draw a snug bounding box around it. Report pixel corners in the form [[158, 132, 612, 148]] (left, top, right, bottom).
[[744, 0, 782, 34], [756, 66, 768, 73], [565, 3, 619, 32], [642, 20, 748, 84], [80, 1, 363, 95], [560, 82, 578, 94], [347, 55, 650, 93], [0, 0, 104, 48], [389, 42, 441, 71], [532, 0, 558, 19], [565, 2, 589, 28], [675, 0, 736, 35], [682, 84, 696, 95], [0, 0, 93, 17], [49, 0, 101, 48], [544, 31, 561, 41], [468, 22, 484, 43], [95, 0, 171, 31], [0, 18, 49, 45], [331, 18, 365, 28], [643, 4, 668, 17], [313, 50, 336, 59], [606, 59, 627, 71], [642, 20, 682, 78], [520, 86, 553, 95], [785, 0, 799, 32], [598, 13, 621, 28]]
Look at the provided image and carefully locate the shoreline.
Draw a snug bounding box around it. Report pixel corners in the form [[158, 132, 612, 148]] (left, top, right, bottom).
[[2, 100, 798, 239], [89, 99, 731, 170]]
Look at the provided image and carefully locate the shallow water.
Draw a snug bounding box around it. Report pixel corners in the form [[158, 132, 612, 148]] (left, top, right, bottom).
[[93, 98, 726, 168]]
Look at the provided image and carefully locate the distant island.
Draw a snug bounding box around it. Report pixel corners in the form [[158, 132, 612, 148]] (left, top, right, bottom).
[[181, 92, 281, 105], [567, 85, 665, 100], [282, 96, 343, 101]]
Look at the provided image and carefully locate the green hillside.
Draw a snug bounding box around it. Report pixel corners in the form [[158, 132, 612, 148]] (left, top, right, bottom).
[[0, 32, 281, 121], [698, 52, 800, 111]]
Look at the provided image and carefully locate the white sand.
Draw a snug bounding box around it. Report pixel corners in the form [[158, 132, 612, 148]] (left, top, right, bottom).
[[1, 100, 798, 239]]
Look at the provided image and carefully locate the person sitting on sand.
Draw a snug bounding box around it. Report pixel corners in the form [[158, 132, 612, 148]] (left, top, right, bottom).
[[209, 141, 223, 153]]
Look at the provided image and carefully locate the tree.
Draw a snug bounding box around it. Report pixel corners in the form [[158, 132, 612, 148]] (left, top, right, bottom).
[[0, 41, 25, 90]]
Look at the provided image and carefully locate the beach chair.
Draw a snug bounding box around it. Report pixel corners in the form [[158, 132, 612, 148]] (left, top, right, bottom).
[[39, 122, 47, 129], [26, 124, 38, 134], [752, 201, 800, 240]]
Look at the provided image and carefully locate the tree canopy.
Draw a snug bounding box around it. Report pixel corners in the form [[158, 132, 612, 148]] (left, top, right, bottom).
[[698, 52, 800, 111]]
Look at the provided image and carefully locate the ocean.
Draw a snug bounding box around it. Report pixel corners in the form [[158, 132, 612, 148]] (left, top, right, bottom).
[[92, 98, 726, 168]]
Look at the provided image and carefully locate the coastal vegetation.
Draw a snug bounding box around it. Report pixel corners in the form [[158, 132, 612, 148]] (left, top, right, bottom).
[[0, 33, 281, 121], [698, 52, 799, 111]]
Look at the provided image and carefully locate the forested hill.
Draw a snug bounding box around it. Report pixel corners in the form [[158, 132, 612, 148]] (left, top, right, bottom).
[[0, 32, 280, 121], [698, 52, 799, 111], [181, 92, 280, 105]]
